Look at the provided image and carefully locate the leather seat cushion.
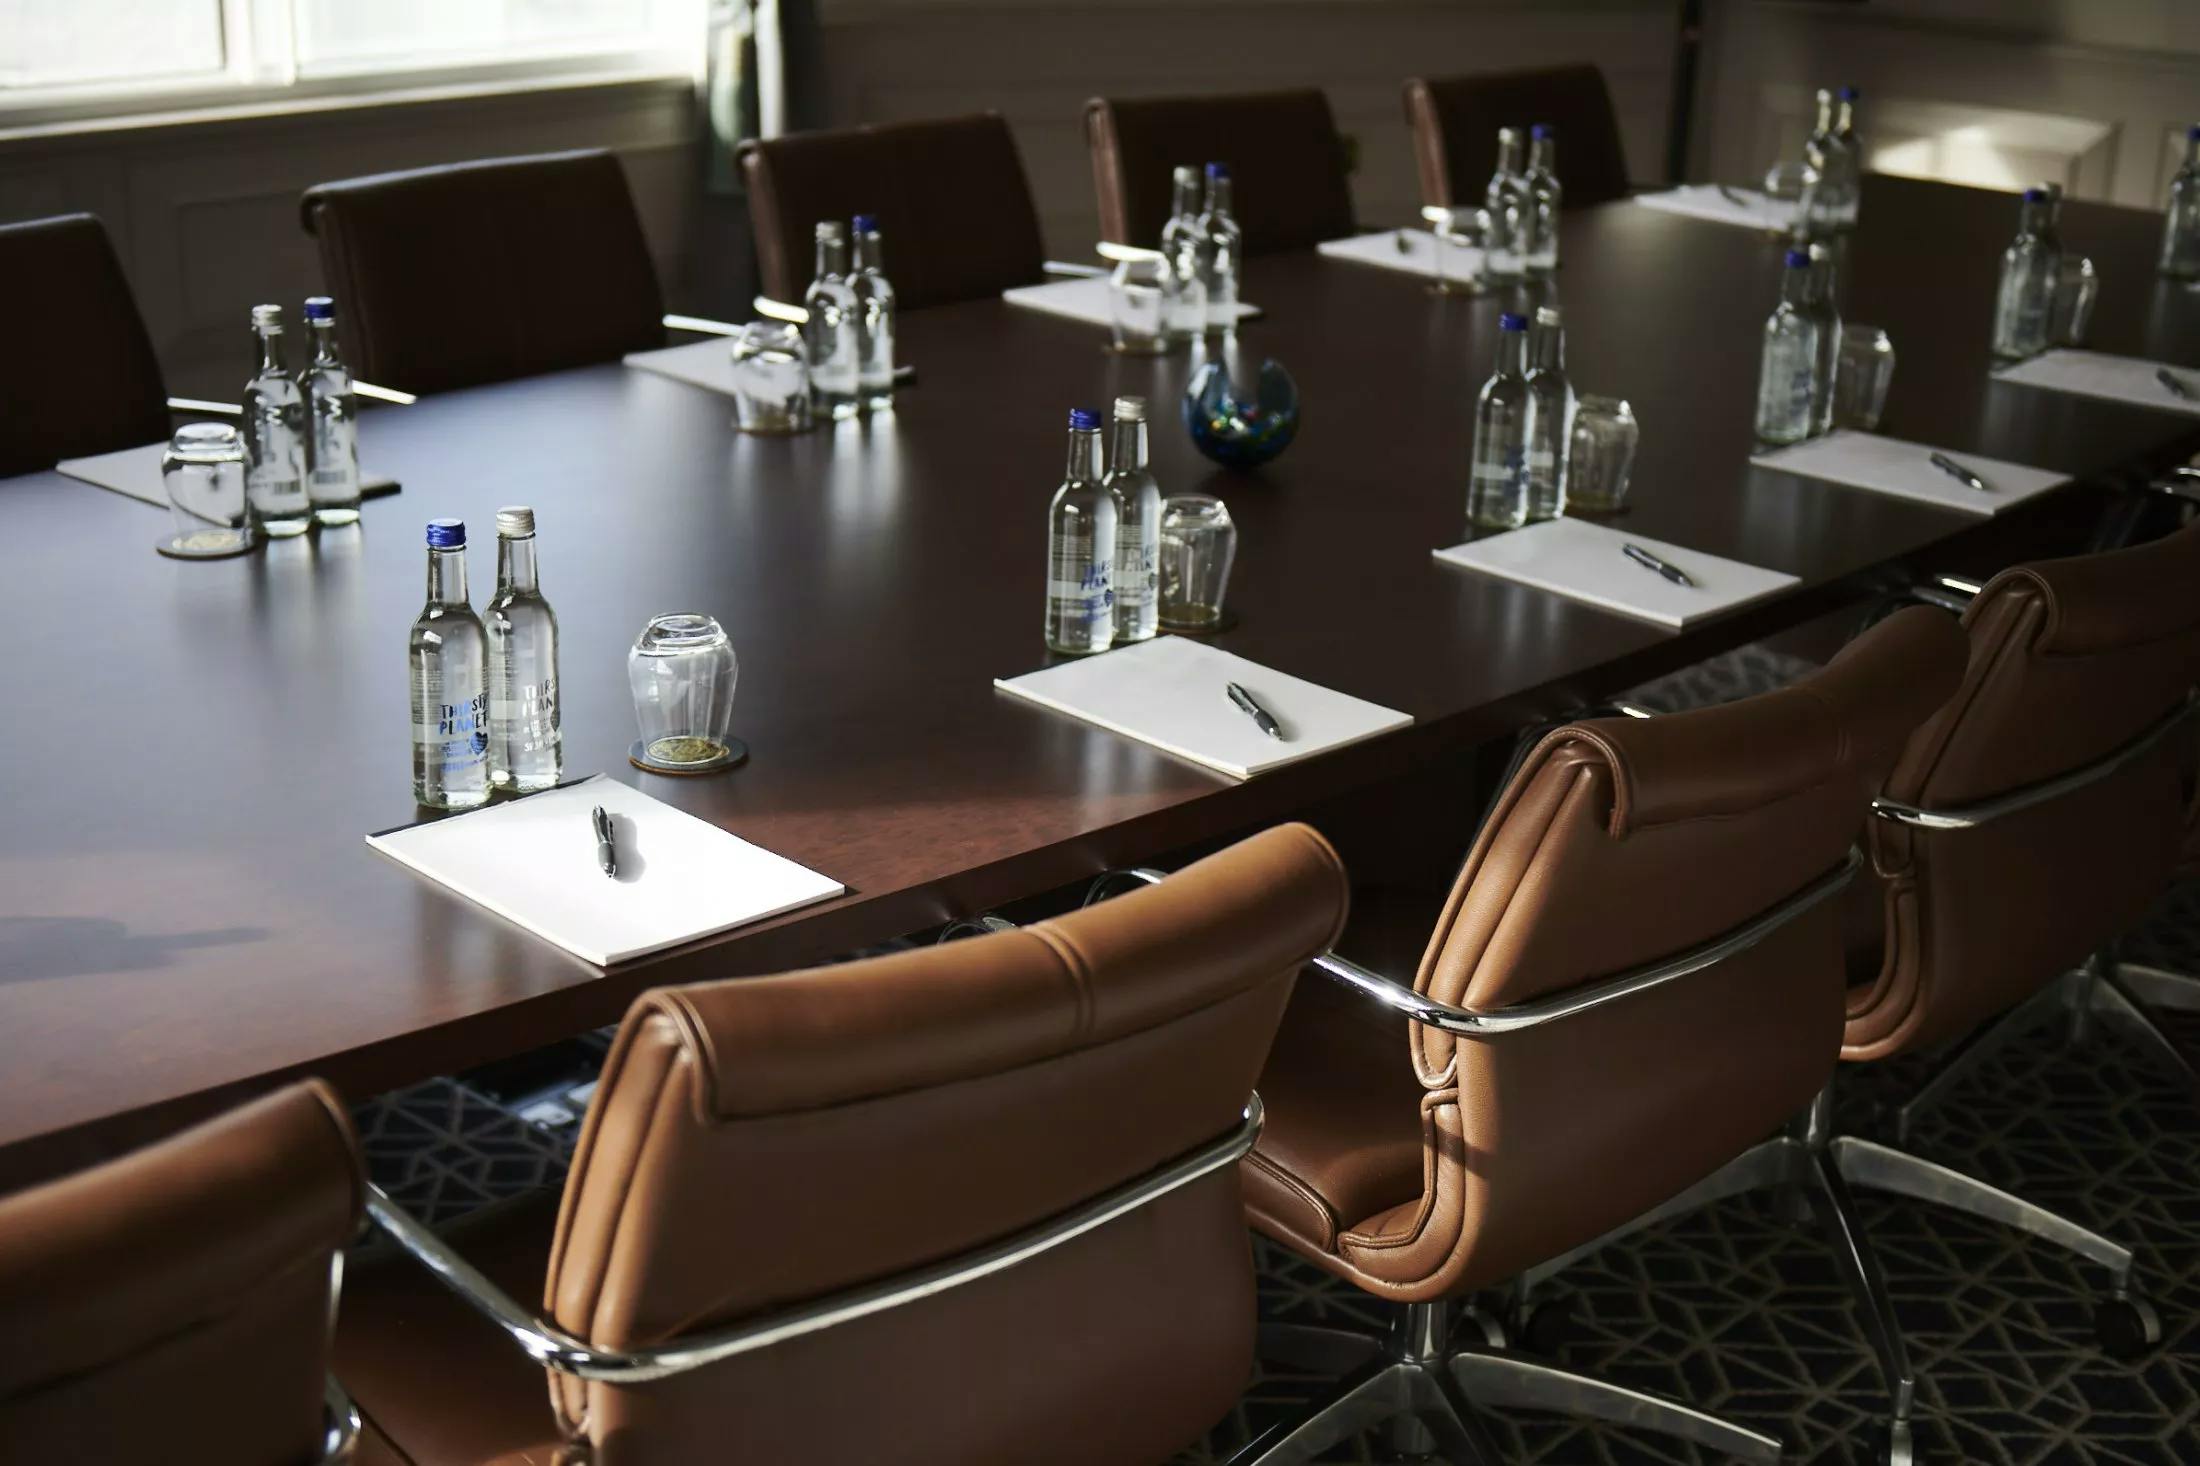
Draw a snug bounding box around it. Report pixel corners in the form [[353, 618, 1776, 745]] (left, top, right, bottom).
[[337, 1194, 567, 1466]]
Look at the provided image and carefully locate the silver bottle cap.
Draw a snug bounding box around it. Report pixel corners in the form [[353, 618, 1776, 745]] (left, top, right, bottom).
[[815, 220, 845, 242], [251, 303, 284, 330], [1113, 395, 1147, 423], [1534, 305, 1562, 327], [496, 506, 535, 537]]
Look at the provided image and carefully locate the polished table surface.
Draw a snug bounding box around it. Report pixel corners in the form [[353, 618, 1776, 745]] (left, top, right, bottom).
[[2, 175, 2195, 1180]]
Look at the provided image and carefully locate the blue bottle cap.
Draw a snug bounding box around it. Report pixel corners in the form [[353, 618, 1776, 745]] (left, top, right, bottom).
[[1838, 85, 1860, 101], [1498, 312, 1528, 331], [425, 518, 465, 549], [2023, 186, 2048, 202], [851, 213, 877, 234], [1530, 123, 1555, 140], [2188, 123, 2200, 141], [1205, 162, 1230, 180], [1784, 248, 1811, 268], [302, 295, 335, 322], [1069, 408, 1102, 431]]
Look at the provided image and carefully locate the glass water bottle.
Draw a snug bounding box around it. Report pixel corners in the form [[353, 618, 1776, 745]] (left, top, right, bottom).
[[2161, 124, 2200, 281], [803, 222, 861, 420], [849, 214, 897, 413], [1159, 166, 1209, 338], [410, 519, 491, 810], [1991, 186, 2063, 361], [1196, 163, 1243, 330], [1756, 249, 1830, 445], [1044, 409, 1119, 655], [1522, 125, 1563, 276], [300, 296, 360, 526], [1468, 313, 1533, 529], [1105, 396, 1162, 644], [485, 506, 561, 794], [1483, 128, 1528, 282], [243, 305, 311, 537], [1523, 306, 1573, 521]]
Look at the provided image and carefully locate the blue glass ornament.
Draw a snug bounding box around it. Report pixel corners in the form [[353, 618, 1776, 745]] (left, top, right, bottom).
[[1183, 354, 1299, 470]]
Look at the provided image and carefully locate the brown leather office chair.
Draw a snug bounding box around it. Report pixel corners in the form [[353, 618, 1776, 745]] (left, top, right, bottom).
[[1404, 66, 1631, 212], [738, 113, 1046, 310], [336, 823, 1345, 1465], [1084, 89, 1356, 255], [0, 213, 174, 477], [1819, 522, 2200, 1382], [300, 150, 667, 395], [0, 1081, 365, 1464], [1099, 608, 1961, 1465]]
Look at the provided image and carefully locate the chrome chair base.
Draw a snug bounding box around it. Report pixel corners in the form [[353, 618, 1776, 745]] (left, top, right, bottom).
[[1893, 957, 2199, 1146], [1223, 1299, 1785, 1465]]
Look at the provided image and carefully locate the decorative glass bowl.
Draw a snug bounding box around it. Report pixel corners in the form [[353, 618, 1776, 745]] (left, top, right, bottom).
[[1184, 354, 1300, 470]]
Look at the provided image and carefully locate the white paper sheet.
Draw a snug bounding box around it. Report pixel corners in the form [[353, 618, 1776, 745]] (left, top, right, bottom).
[[1316, 229, 1484, 282], [1633, 185, 1799, 233], [1992, 350, 2200, 418], [1000, 276, 1260, 331], [624, 337, 745, 399], [1750, 430, 2069, 516], [57, 440, 396, 508], [366, 775, 844, 966], [993, 636, 1411, 781], [1433, 517, 1798, 630]]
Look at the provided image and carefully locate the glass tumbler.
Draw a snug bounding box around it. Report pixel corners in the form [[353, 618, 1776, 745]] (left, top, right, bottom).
[[1833, 326, 1898, 431], [1109, 256, 1169, 355], [2052, 256, 2098, 345], [158, 422, 255, 558], [628, 613, 740, 770], [730, 322, 813, 435], [1564, 397, 1640, 514], [1157, 494, 1238, 630], [1434, 210, 1487, 295]]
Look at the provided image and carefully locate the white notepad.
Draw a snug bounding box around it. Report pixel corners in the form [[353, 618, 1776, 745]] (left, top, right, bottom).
[[57, 440, 396, 508], [993, 636, 1411, 781], [1316, 229, 1483, 281], [624, 337, 745, 399], [1751, 430, 2068, 516], [1992, 350, 2200, 418], [366, 775, 844, 966], [1001, 276, 1260, 330], [1633, 185, 1798, 233], [1433, 518, 1799, 630]]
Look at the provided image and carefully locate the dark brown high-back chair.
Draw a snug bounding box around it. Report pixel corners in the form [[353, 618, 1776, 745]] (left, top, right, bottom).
[[738, 113, 1046, 310], [0, 213, 172, 478], [1811, 523, 2200, 1394], [1084, 89, 1356, 254], [1404, 65, 1630, 211], [1193, 608, 1965, 1464], [0, 1082, 365, 1464], [301, 150, 667, 395], [337, 824, 1345, 1466]]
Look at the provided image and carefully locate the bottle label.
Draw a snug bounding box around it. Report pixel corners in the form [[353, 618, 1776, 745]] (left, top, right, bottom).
[[490, 677, 557, 738], [417, 690, 489, 775]]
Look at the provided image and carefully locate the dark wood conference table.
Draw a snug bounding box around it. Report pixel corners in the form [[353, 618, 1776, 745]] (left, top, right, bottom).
[[2, 175, 2195, 1185]]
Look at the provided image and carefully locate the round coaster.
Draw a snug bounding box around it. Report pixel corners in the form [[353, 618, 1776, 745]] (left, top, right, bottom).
[[1102, 340, 1172, 357], [1425, 281, 1483, 299], [629, 736, 749, 776], [156, 531, 255, 560], [1563, 502, 1632, 519], [1157, 610, 1240, 636]]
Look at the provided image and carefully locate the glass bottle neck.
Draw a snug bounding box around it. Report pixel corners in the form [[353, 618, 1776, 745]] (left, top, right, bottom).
[[1495, 136, 1522, 175], [1108, 419, 1148, 473], [1781, 267, 1814, 307], [1814, 92, 1834, 132], [1203, 177, 1232, 216], [2018, 198, 2054, 237], [814, 237, 848, 280], [2186, 132, 2200, 169], [1834, 100, 1856, 135], [1528, 323, 1564, 371], [1173, 175, 1200, 217], [255, 326, 286, 374], [1527, 136, 1554, 174], [309, 319, 342, 368], [1064, 427, 1102, 482], [854, 233, 883, 273], [497, 533, 538, 593], [427, 545, 469, 606], [1496, 330, 1528, 374]]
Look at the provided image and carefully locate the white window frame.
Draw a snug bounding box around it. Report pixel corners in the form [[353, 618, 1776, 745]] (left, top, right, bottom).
[[0, 0, 704, 135]]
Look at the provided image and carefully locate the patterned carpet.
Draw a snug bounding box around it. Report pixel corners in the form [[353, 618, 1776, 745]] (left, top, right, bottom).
[[347, 644, 2200, 1463]]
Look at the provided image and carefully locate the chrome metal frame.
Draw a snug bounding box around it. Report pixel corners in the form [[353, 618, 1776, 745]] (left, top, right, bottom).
[[1871, 695, 2200, 831], [362, 1096, 1264, 1384], [321, 1376, 361, 1463]]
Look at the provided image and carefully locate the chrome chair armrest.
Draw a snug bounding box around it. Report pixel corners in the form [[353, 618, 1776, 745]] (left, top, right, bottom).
[[1082, 867, 1167, 907], [166, 396, 242, 417], [1042, 260, 1108, 279], [753, 295, 808, 325], [352, 380, 416, 406], [361, 1095, 1264, 1385], [936, 914, 1016, 943], [662, 311, 744, 337], [321, 1376, 361, 1462], [1872, 693, 2199, 831], [2146, 466, 2200, 504]]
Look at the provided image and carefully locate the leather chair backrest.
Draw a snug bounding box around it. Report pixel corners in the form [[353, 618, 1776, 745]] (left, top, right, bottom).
[[1084, 89, 1356, 255], [1341, 608, 1965, 1295], [1845, 522, 2200, 1060], [540, 823, 1347, 1466], [301, 150, 665, 394], [738, 113, 1045, 310], [1403, 66, 1630, 211], [0, 214, 171, 477], [0, 1082, 362, 1464]]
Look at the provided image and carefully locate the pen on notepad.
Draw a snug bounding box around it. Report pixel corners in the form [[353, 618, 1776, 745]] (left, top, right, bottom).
[[1225, 681, 1286, 742], [1928, 451, 1992, 493], [1717, 185, 1752, 208], [2159, 367, 2194, 401], [1621, 542, 1696, 588], [592, 804, 618, 878]]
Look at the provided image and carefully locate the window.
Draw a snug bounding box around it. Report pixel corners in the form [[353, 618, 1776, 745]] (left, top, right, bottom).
[[2, 0, 701, 123]]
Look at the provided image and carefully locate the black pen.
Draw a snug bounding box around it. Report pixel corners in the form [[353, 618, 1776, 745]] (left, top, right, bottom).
[[1717, 185, 1752, 207], [1226, 681, 1286, 741], [1622, 542, 1697, 588], [2158, 367, 2194, 401], [1928, 451, 1992, 493], [592, 804, 617, 878]]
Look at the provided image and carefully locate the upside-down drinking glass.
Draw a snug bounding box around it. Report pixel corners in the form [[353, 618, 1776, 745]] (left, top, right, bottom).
[[730, 322, 813, 434], [1564, 396, 1639, 514], [628, 614, 740, 770], [1833, 326, 1897, 431], [2052, 256, 2098, 345], [1157, 494, 1238, 630], [1109, 256, 1169, 355], [158, 421, 255, 558]]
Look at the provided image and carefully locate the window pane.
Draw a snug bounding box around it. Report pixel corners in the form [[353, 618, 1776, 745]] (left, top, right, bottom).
[[2, 0, 225, 90], [292, 0, 682, 71]]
